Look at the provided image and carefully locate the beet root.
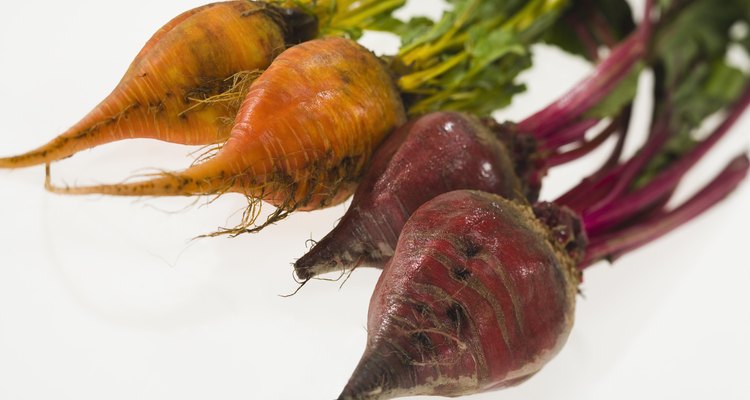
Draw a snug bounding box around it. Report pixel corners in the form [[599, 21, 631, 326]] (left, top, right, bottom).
[[295, 112, 532, 280], [339, 191, 583, 399]]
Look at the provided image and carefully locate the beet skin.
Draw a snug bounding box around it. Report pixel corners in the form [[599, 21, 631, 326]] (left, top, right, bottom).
[[295, 112, 532, 280], [339, 190, 583, 399]]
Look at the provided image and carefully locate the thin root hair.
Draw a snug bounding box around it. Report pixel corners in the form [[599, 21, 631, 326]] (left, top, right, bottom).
[[189, 142, 226, 168], [305, 237, 318, 249], [179, 69, 263, 117], [280, 275, 310, 298], [339, 255, 364, 290]]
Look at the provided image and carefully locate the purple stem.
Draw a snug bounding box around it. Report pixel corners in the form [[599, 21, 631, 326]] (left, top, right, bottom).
[[603, 188, 675, 263], [520, 0, 655, 140], [567, 13, 601, 61], [561, 164, 626, 212], [546, 120, 618, 167], [541, 119, 601, 151], [518, 27, 649, 138], [585, 115, 672, 212], [599, 109, 631, 170], [554, 124, 629, 211], [593, 111, 630, 173], [562, 107, 632, 208], [583, 87, 750, 235], [590, 7, 618, 48], [556, 114, 668, 215], [581, 154, 750, 268]]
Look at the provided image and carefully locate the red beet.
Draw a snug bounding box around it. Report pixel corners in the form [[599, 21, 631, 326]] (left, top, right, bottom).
[[337, 87, 750, 398], [333, 1, 750, 398], [340, 146, 748, 398], [338, 191, 583, 399], [294, 112, 535, 279]]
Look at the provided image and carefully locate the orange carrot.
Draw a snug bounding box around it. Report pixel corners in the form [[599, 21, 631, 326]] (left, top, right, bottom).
[[46, 37, 407, 233], [0, 1, 295, 168]]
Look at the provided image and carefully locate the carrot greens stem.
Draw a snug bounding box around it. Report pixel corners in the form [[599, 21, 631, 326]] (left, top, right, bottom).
[[390, 0, 572, 116], [272, 0, 406, 38]]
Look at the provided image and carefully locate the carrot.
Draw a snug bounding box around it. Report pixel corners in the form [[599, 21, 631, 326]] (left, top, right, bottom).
[[0, 0, 415, 170], [0, 1, 298, 168], [1, 0, 586, 237], [46, 37, 406, 233]]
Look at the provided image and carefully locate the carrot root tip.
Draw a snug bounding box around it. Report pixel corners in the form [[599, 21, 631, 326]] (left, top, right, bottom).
[[195, 195, 297, 239]]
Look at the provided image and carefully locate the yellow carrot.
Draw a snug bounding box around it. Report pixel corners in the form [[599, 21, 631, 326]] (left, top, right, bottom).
[[0, 1, 292, 168], [46, 37, 407, 233]]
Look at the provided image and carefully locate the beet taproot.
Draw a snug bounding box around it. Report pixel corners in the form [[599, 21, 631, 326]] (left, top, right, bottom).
[[339, 191, 583, 399], [294, 112, 537, 279]]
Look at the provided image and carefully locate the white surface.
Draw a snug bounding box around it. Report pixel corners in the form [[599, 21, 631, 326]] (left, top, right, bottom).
[[0, 1, 748, 399]]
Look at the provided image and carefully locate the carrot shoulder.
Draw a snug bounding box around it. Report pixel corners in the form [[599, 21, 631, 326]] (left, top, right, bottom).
[[47, 37, 407, 220], [0, 1, 289, 168]]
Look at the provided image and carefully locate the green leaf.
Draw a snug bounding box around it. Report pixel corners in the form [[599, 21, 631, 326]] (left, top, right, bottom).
[[654, 0, 742, 88], [635, 0, 750, 187], [544, 0, 634, 60], [466, 28, 527, 78], [584, 62, 643, 119], [395, 0, 570, 116]]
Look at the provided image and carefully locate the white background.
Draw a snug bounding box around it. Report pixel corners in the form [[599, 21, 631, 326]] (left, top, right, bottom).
[[1, 1, 749, 399]]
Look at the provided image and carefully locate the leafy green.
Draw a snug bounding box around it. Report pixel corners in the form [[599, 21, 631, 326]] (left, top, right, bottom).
[[544, 0, 635, 60], [636, 0, 750, 186], [391, 0, 571, 116], [584, 62, 644, 119]]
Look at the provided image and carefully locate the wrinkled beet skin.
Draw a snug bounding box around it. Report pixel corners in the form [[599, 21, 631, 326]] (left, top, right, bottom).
[[295, 112, 527, 279], [340, 191, 579, 400]]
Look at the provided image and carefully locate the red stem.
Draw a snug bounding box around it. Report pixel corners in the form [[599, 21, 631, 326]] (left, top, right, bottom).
[[600, 109, 631, 170], [583, 87, 750, 234], [546, 113, 623, 167], [581, 154, 750, 267], [518, 26, 649, 138], [585, 115, 672, 212], [555, 114, 669, 214], [567, 13, 601, 61], [541, 119, 601, 151], [590, 10, 618, 48], [557, 108, 632, 207], [560, 165, 626, 212]]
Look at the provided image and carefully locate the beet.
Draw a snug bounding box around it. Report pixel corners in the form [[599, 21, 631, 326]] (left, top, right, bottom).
[[338, 191, 583, 399], [337, 98, 750, 399], [295, 112, 533, 280]]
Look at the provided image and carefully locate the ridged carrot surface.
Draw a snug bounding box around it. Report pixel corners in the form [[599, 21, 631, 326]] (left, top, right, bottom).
[[48, 37, 407, 217], [0, 1, 287, 168]]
